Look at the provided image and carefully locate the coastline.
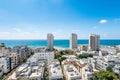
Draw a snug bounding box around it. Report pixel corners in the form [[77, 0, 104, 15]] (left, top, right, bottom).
[[0, 39, 120, 48]]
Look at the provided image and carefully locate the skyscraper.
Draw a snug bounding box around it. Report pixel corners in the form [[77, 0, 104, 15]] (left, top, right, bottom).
[[89, 34, 100, 51], [70, 33, 78, 49], [47, 33, 54, 51]]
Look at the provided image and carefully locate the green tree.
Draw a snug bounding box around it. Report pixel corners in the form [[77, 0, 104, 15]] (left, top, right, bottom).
[[78, 53, 93, 59], [94, 71, 118, 80], [106, 67, 113, 72]]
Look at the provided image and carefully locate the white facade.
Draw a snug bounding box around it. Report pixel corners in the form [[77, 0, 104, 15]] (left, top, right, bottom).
[[63, 64, 82, 80], [78, 45, 88, 51], [8, 53, 46, 80], [47, 33, 54, 51], [82, 65, 94, 80], [32, 52, 54, 61], [70, 33, 77, 49], [0, 57, 10, 73], [89, 34, 100, 51], [113, 64, 120, 75], [49, 60, 63, 80], [100, 46, 117, 54], [95, 55, 118, 70], [8, 62, 45, 80], [76, 51, 96, 56]]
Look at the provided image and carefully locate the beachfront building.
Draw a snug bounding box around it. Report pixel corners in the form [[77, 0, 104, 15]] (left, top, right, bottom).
[[49, 60, 63, 80], [89, 34, 100, 51], [47, 33, 54, 51], [0, 56, 11, 73], [63, 64, 82, 80], [70, 33, 78, 49]]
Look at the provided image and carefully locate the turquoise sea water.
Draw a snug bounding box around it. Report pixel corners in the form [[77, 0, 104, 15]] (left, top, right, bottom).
[[0, 40, 120, 48]]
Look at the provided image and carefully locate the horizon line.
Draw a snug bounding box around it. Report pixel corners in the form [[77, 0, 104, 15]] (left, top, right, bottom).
[[0, 39, 120, 40]]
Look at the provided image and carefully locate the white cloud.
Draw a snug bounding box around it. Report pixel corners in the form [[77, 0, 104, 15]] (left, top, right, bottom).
[[99, 19, 108, 24], [13, 28, 21, 32]]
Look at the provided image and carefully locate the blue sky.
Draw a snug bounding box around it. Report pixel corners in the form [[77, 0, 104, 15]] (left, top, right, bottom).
[[0, 0, 120, 39]]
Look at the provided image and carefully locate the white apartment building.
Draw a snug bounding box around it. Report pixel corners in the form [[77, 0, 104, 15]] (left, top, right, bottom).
[[82, 65, 94, 80], [63, 55, 76, 62], [49, 60, 63, 80], [76, 51, 96, 56], [100, 46, 117, 54], [47, 33, 54, 51], [8, 63, 45, 80], [8, 57, 46, 80], [0, 57, 10, 73], [78, 45, 88, 51], [99, 51, 108, 56], [95, 55, 118, 70], [63, 64, 82, 80], [113, 64, 120, 76], [79, 58, 91, 65], [89, 34, 100, 51], [32, 52, 54, 61], [70, 33, 78, 49]]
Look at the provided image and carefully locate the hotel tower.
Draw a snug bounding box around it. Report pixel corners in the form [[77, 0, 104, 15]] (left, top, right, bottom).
[[47, 33, 54, 51], [70, 33, 78, 49], [89, 34, 100, 51]]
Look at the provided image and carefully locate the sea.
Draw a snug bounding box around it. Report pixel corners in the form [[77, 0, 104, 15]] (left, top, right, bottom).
[[0, 40, 120, 49]]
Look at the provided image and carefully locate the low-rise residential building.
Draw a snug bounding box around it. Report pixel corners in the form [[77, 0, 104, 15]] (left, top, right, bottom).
[[79, 58, 91, 65], [76, 51, 97, 56], [99, 51, 108, 56], [63, 55, 76, 62], [32, 52, 54, 61], [63, 64, 82, 80], [113, 64, 120, 76], [34, 47, 46, 53], [100, 46, 117, 54], [82, 65, 94, 80], [49, 59, 63, 80], [12, 45, 32, 62], [8, 60, 45, 80], [78, 45, 88, 51], [95, 55, 120, 70]]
